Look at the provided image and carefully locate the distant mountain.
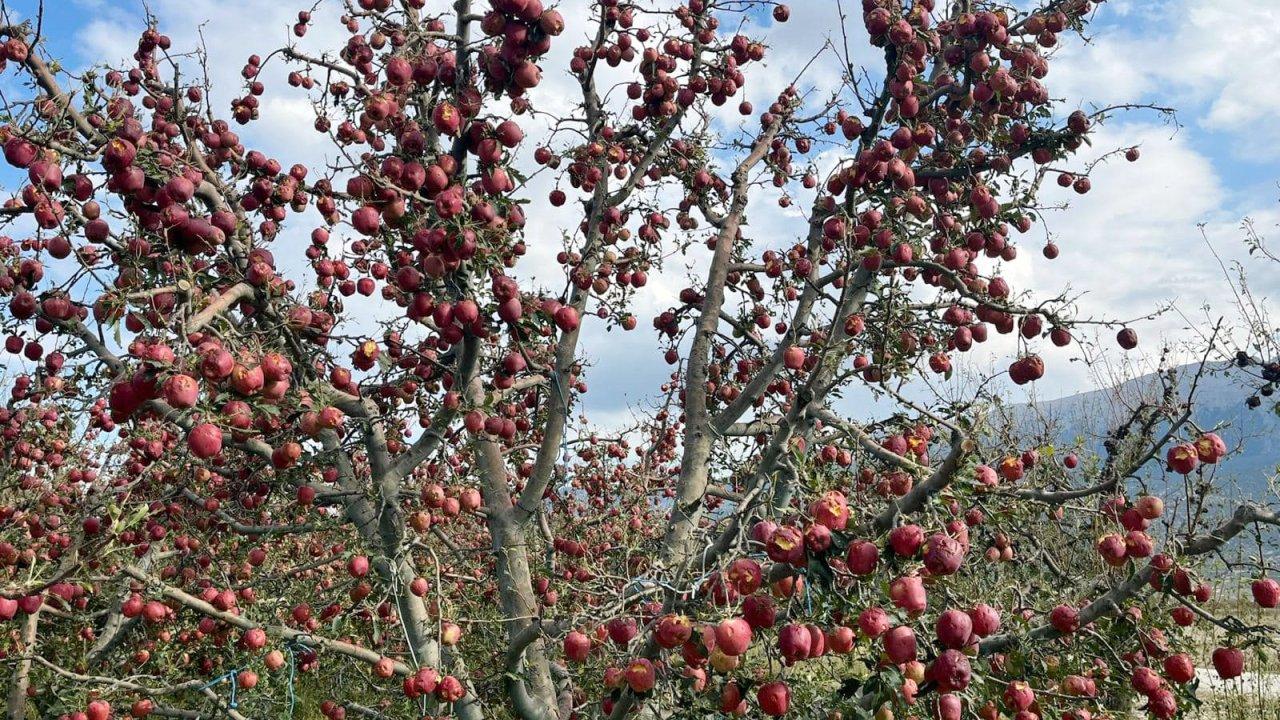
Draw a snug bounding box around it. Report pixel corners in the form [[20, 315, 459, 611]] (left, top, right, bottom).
[[999, 363, 1280, 501]]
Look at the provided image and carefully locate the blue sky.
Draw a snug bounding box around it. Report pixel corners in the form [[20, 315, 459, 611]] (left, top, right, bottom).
[[2, 0, 1277, 423]]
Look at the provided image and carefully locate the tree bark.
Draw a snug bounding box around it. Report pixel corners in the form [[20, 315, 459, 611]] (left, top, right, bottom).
[[660, 119, 783, 571], [7, 609, 39, 720]]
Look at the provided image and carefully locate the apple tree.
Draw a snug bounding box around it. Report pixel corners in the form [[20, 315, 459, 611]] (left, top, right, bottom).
[[0, 1, 1275, 719]]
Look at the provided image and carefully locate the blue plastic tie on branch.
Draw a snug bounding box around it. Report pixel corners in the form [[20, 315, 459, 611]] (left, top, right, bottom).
[[284, 634, 314, 718], [201, 668, 241, 710], [286, 644, 298, 718], [553, 373, 572, 467]]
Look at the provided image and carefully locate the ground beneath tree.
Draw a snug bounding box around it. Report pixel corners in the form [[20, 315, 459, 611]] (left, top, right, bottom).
[[1191, 669, 1280, 719]]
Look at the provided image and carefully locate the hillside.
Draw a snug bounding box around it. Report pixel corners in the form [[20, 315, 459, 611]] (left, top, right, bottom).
[[1001, 363, 1280, 501]]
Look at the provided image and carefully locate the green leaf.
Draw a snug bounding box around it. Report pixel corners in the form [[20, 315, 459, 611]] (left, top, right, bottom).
[[808, 557, 834, 591]]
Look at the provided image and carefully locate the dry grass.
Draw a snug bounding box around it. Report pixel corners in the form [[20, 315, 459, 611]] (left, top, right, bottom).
[[1189, 674, 1280, 720], [1183, 587, 1280, 719]]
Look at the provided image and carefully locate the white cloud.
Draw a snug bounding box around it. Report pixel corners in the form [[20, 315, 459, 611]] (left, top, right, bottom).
[[968, 121, 1280, 402], [1049, 0, 1280, 160]]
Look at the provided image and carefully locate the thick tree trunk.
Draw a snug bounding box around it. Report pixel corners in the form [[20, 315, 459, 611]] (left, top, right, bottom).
[[661, 121, 782, 572], [7, 609, 39, 719], [322, 432, 484, 720], [478, 437, 559, 719]]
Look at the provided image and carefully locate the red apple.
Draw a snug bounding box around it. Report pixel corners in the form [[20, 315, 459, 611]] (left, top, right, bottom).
[[1212, 646, 1244, 679], [757, 681, 790, 717]]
